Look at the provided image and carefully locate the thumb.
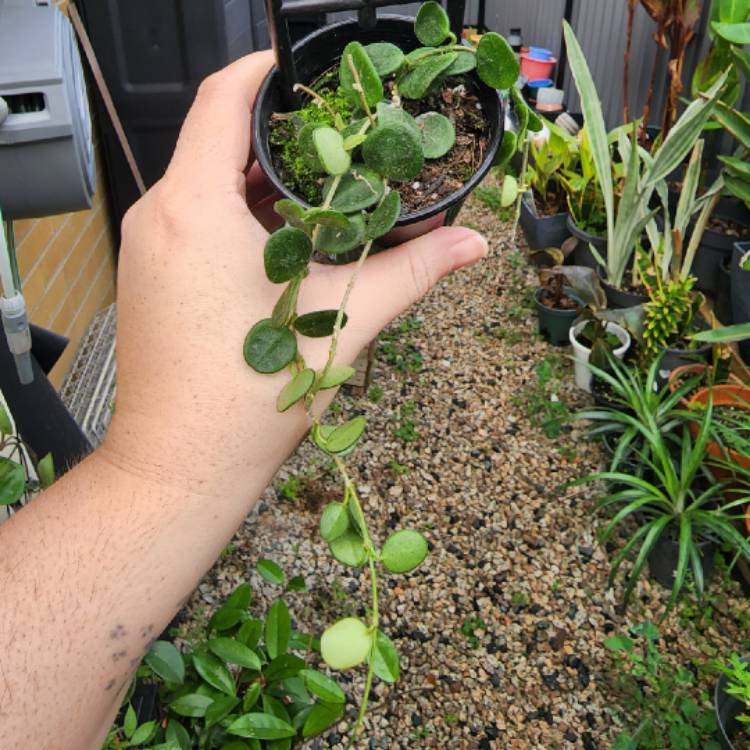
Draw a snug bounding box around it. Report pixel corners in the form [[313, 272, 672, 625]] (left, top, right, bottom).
[[348, 225, 488, 336]]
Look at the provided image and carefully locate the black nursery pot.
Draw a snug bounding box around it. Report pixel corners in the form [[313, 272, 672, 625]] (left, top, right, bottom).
[[566, 215, 606, 269], [519, 194, 571, 251], [716, 256, 734, 326], [732, 241, 750, 364], [534, 287, 579, 346], [647, 535, 716, 591], [715, 655, 750, 750], [252, 16, 504, 250], [596, 266, 648, 310]]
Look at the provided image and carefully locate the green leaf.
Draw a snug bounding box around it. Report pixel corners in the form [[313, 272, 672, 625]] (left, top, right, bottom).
[[317, 366, 355, 389], [327, 167, 384, 212], [329, 531, 367, 567], [314, 214, 366, 255], [320, 617, 372, 670], [243, 320, 297, 374], [271, 278, 302, 329], [339, 41, 383, 108], [363, 122, 424, 181], [298, 123, 324, 172], [719, 0, 750, 23], [257, 558, 285, 585], [415, 1, 451, 46], [693, 322, 750, 343], [400, 53, 457, 99], [170, 693, 213, 718], [0, 402, 12, 435], [375, 102, 420, 138], [208, 638, 262, 670], [124, 703, 137, 739], [493, 130, 518, 166], [302, 208, 350, 230], [262, 694, 291, 723], [36, 452, 54, 489], [500, 175, 519, 208], [415, 112, 455, 159], [342, 133, 367, 150], [604, 634, 634, 652], [205, 695, 240, 728], [166, 720, 191, 750], [301, 669, 346, 703], [265, 598, 291, 659], [476, 32, 519, 89], [286, 575, 307, 592], [225, 582, 252, 611], [227, 713, 296, 740], [237, 618, 262, 648], [326, 415, 366, 453], [366, 190, 401, 240], [510, 86, 529, 135], [0, 457, 25, 506], [371, 630, 400, 683], [320, 502, 350, 542], [263, 227, 312, 284], [210, 605, 244, 632], [273, 199, 307, 231], [294, 310, 346, 338], [145, 640, 185, 684], [194, 652, 236, 696], [713, 21, 750, 43], [242, 682, 262, 711], [312, 127, 351, 176], [276, 369, 315, 412], [263, 653, 305, 682], [128, 720, 156, 747], [364, 42, 405, 76], [446, 47, 476, 75], [380, 529, 428, 573], [725, 173, 750, 203], [302, 701, 344, 737]]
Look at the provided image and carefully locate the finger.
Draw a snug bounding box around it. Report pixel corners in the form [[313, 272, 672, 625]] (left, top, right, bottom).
[[246, 162, 277, 207], [167, 51, 275, 192], [251, 193, 285, 232]]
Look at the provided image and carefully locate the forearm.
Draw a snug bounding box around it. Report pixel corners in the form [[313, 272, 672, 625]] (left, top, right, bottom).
[[0, 437, 280, 750]]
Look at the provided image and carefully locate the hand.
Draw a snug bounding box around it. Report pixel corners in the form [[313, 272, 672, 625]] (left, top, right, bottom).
[[103, 50, 488, 504]]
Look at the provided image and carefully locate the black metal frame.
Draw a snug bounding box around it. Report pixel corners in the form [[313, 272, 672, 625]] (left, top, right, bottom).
[[264, 0, 466, 108]]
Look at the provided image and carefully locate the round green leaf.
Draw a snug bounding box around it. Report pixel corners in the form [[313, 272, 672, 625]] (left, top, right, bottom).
[[302, 701, 345, 738], [493, 130, 518, 166], [302, 208, 350, 229], [376, 102, 420, 138], [380, 529, 428, 573], [263, 227, 312, 284], [415, 1, 451, 46], [366, 189, 401, 240], [298, 123, 324, 172], [317, 365, 355, 389], [208, 638, 262, 671], [294, 310, 346, 338], [400, 53, 457, 99], [312, 127, 351, 176], [243, 320, 297, 374], [0, 457, 25, 506], [405, 46, 434, 64], [300, 669, 346, 703], [36, 452, 55, 489], [371, 630, 400, 683], [329, 531, 367, 567], [276, 369, 315, 412], [320, 502, 350, 542], [145, 640, 185, 684], [227, 713, 296, 740], [415, 112, 455, 158], [326, 415, 366, 453], [314, 214, 366, 255], [170, 693, 213, 718], [193, 652, 236, 696], [364, 42, 405, 76], [273, 199, 307, 231], [327, 167, 384, 212], [257, 558, 285, 585], [264, 598, 291, 659], [446, 47, 476, 75], [500, 175, 519, 207], [476, 32, 519, 89], [363, 122, 424, 181], [320, 617, 372, 670], [339, 41, 383, 108]]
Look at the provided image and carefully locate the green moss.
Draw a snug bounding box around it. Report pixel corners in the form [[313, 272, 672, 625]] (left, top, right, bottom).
[[269, 76, 354, 204]]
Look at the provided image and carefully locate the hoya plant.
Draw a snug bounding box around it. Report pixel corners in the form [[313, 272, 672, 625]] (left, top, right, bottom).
[[243, 3, 522, 743]]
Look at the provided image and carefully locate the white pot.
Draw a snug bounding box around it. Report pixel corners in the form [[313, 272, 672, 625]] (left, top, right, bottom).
[[569, 320, 631, 392]]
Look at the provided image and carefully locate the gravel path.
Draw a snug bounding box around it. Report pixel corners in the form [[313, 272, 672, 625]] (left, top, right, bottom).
[[183, 180, 750, 749]]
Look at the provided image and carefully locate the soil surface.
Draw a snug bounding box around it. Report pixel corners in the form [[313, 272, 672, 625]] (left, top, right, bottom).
[[539, 288, 577, 311], [707, 215, 749, 239], [179, 175, 750, 749]]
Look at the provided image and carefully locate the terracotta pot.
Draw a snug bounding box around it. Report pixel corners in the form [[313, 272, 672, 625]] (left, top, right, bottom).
[[667, 363, 710, 406]]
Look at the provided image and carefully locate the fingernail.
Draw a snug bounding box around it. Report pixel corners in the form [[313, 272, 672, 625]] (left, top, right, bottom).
[[450, 228, 489, 268]]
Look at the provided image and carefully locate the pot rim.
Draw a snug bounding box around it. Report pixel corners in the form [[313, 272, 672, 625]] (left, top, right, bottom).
[[566, 214, 607, 244], [569, 319, 631, 356], [688, 383, 750, 409], [251, 16, 504, 227], [534, 285, 580, 314]]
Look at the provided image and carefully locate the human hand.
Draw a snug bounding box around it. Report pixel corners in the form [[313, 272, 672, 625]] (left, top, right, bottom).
[[103, 51, 488, 505]]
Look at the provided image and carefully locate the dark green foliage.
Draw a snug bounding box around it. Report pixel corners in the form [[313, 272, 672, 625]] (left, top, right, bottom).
[[364, 42, 405, 76], [399, 53, 457, 99], [244, 320, 297, 374], [415, 111, 455, 158], [414, 1, 451, 46], [264, 227, 312, 283], [366, 190, 401, 239], [476, 32, 519, 89], [294, 310, 347, 338], [314, 213, 366, 255], [362, 122, 424, 180], [339, 41, 383, 108], [326, 167, 384, 212]]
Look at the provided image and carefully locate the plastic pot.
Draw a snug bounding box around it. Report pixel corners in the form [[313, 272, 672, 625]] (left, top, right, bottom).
[[569, 320, 631, 392], [716, 256, 734, 325], [534, 287, 579, 346], [715, 655, 750, 750], [647, 534, 717, 590], [519, 193, 571, 250], [520, 52, 556, 81], [658, 341, 712, 384], [567, 216, 606, 269], [251, 16, 504, 253], [596, 266, 648, 310], [731, 241, 750, 364]]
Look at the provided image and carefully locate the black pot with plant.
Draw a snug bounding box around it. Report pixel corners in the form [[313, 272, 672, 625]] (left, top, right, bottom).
[[715, 654, 750, 750], [732, 241, 750, 364], [520, 193, 571, 250], [534, 270, 581, 346], [567, 215, 607, 269]]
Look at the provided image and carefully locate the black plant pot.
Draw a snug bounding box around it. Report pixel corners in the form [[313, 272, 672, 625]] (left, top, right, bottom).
[[732, 241, 750, 364], [534, 287, 579, 345], [658, 341, 713, 381], [596, 266, 648, 309], [251, 16, 504, 254], [715, 655, 750, 750], [519, 194, 571, 250], [716, 256, 734, 326], [567, 215, 606, 269], [647, 535, 717, 591]]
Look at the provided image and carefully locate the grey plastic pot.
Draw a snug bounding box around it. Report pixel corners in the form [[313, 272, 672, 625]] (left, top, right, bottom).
[[596, 266, 648, 309], [519, 194, 571, 250], [534, 287, 579, 346], [732, 241, 750, 364], [566, 215, 606, 269], [715, 655, 750, 750], [647, 534, 717, 591]]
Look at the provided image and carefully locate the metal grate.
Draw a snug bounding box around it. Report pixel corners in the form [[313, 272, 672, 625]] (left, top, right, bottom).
[[59, 303, 117, 448]]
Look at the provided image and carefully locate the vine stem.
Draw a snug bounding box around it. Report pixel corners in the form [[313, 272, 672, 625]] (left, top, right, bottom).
[[346, 53, 376, 126], [292, 83, 339, 123], [406, 44, 473, 66]]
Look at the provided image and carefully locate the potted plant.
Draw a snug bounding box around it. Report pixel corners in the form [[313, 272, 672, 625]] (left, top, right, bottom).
[[715, 654, 750, 750], [569, 311, 631, 392]]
